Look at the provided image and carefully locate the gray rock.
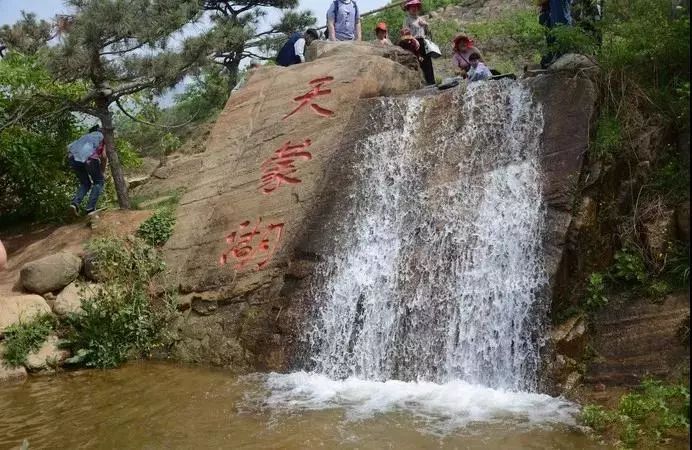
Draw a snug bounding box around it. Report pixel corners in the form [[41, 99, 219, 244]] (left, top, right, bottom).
[[551, 315, 587, 357], [53, 281, 97, 316], [548, 53, 598, 76], [0, 295, 51, 335], [20, 252, 82, 294], [25, 335, 70, 372]]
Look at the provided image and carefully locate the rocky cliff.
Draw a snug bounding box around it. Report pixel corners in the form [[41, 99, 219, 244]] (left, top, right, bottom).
[[164, 42, 598, 387]]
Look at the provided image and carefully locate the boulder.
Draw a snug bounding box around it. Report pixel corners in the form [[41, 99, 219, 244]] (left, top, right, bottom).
[[642, 208, 675, 266], [0, 295, 51, 335], [548, 53, 598, 78], [53, 281, 96, 316], [25, 335, 70, 372], [20, 251, 82, 294], [0, 344, 28, 384], [306, 40, 421, 73], [551, 315, 587, 358]]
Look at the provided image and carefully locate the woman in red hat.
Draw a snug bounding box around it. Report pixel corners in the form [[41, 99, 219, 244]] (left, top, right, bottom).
[[452, 33, 483, 78], [374, 22, 392, 46], [402, 0, 435, 85]]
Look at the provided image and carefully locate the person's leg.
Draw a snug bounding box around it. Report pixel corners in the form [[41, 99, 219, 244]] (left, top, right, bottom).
[[70, 158, 91, 208], [549, 0, 572, 26], [416, 38, 436, 85], [85, 159, 105, 213]]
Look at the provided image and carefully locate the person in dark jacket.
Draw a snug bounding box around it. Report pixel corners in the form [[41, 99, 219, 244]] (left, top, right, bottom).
[[276, 29, 320, 67]]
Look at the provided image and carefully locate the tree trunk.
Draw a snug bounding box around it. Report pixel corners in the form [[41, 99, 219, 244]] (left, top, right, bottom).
[[98, 100, 130, 209]]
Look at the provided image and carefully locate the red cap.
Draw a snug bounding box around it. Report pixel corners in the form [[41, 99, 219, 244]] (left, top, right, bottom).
[[375, 22, 388, 32]]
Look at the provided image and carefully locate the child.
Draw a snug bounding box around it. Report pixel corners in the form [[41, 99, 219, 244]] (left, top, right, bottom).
[[374, 22, 392, 46], [467, 52, 492, 82], [398, 28, 422, 61], [402, 0, 435, 85]]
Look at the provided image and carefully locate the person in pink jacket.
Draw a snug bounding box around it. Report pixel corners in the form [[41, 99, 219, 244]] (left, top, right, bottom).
[[452, 33, 484, 78]]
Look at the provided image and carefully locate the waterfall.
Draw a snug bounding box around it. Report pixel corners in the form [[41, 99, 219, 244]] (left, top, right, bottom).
[[263, 81, 577, 429], [306, 81, 548, 391]]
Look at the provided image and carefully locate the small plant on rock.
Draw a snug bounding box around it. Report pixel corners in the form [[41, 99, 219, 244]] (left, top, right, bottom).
[[2, 314, 55, 367], [137, 207, 176, 247], [585, 272, 608, 311], [613, 245, 648, 284]]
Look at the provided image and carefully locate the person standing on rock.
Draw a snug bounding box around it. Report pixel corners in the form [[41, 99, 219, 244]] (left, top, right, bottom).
[[276, 29, 320, 67], [67, 124, 107, 216], [374, 22, 392, 46], [402, 0, 435, 85], [326, 0, 362, 42]]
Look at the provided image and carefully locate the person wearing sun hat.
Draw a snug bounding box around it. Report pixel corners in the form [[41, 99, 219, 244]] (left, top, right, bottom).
[[397, 27, 422, 59], [452, 33, 483, 78], [374, 22, 392, 46], [402, 0, 435, 85]]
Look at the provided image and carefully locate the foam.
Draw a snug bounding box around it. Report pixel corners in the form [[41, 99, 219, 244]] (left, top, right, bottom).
[[261, 372, 579, 433]]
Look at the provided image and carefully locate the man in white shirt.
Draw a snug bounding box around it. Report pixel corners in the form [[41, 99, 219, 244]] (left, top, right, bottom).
[[276, 29, 319, 66]]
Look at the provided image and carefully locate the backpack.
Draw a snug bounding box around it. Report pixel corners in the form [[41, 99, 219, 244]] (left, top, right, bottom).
[[334, 0, 360, 26]]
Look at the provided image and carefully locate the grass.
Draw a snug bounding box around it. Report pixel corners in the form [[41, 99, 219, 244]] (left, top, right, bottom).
[[580, 379, 690, 448], [2, 314, 55, 367]]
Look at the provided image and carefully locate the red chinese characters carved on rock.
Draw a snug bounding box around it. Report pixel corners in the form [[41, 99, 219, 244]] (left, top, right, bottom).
[[219, 218, 285, 271], [283, 76, 335, 120], [259, 139, 313, 194]]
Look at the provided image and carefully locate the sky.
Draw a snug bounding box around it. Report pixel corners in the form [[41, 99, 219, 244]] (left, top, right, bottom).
[[0, 0, 386, 105], [0, 0, 386, 28]]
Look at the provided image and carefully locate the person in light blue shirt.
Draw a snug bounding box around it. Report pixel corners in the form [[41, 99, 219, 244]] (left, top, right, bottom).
[[67, 124, 107, 216], [326, 0, 361, 41]]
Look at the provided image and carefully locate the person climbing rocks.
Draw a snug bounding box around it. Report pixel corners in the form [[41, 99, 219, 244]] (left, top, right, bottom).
[[538, 0, 573, 68], [0, 239, 6, 271], [452, 33, 484, 78], [467, 52, 492, 82], [402, 0, 436, 85], [67, 124, 107, 216], [276, 29, 320, 67], [374, 22, 392, 46], [398, 28, 423, 62], [326, 0, 362, 41]]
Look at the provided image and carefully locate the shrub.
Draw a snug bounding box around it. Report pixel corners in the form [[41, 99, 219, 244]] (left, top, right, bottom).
[[581, 379, 690, 447], [613, 245, 648, 284], [63, 236, 173, 368], [585, 272, 608, 311], [137, 207, 176, 247], [591, 113, 622, 163], [1, 314, 55, 367], [580, 404, 616, 431]]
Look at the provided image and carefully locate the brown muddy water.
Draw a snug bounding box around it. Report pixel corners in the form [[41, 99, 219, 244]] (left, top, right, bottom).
[[0, 361, 604, 449]]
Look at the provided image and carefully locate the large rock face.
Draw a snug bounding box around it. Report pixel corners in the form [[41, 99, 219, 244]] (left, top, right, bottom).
[[20, 252, 82, 294], [165, 44, 595, 375]]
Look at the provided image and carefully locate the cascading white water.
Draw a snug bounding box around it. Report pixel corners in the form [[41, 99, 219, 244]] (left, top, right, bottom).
[[307, 81, 547, 391], [264, 81, 577, 428]]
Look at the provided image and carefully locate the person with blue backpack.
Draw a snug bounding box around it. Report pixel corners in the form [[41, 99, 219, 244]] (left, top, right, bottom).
[[326, 0, 361, 41], [276, 29, 320, 67]]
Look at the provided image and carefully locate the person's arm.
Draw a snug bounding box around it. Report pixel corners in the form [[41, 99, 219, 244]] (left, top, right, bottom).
[[355, 20, 362, 41], [327, 4, 337, 41], [0, 239, 7, 271], [294, 38, 307, 62]]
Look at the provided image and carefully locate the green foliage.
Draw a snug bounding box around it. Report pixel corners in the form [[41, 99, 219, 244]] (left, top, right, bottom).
[[591, 113, 622, 162], [613, 245, 648, 284], [429, 19, 460, 58], [115, 138, 143, 169], [137, 208, 176, 247], [63, 237, 173, 368], [647, 149, 690, 205], [0, 12, 52, 55], [0, 53, 86, 225], [585, 272, 608, 311], [1, 314, 55, 367], [581, 379, 690, 448], [581, 404, 617, 431]]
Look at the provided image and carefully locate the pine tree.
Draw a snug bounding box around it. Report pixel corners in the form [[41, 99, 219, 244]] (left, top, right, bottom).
[[45, 0, 210, 208], [204, 0, 316, 87], [0, 12, 53, 57]]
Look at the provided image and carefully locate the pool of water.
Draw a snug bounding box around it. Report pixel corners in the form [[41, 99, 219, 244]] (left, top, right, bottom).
[[0, 361, 604, 449]]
